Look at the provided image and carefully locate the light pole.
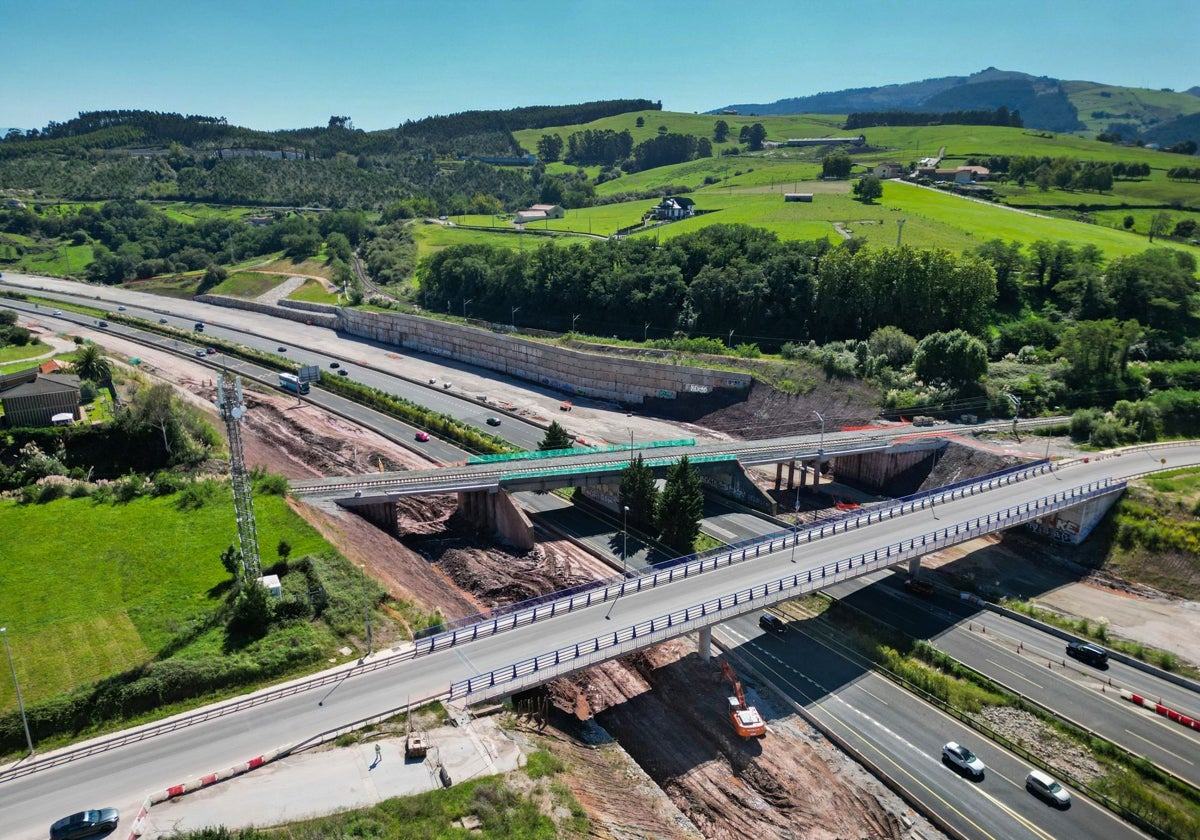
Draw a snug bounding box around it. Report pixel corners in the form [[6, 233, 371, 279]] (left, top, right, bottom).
[[462, 298, 473, 319], [644, 322, 650, 342], [812, 410, 825, 493], [1, 627, 34, 755], [789, 465, 802, 563], [728, 328, 735, 348], [572, 313, 580, 333], [511, 306, 521, 329], [359, 565, 373, 657], [622, 505, 630, 574]]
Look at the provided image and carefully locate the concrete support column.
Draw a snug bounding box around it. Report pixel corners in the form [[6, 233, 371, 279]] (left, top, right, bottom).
[[774, 462, 783, 491], [697, 626, 712, 662], [908, 556, 921, 577], [786, 460, 795, 490], [811, 458, 820, 490]]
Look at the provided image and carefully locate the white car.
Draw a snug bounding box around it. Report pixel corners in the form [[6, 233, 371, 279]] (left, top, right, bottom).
[[942, 741, 985, 777]]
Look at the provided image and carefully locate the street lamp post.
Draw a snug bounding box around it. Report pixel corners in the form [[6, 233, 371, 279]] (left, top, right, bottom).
[[462, 298, 473, 319], [622, 505, 630, 574], [812, 410, 825, 488], [359, 565, 372, 657], [571, 313, 580, 333], [1, 627, 34, 755], [789, 467, 802, 563], [511, 306, 521, 329]]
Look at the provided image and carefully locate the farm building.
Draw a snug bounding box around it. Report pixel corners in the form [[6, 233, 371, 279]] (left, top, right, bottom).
[[784, 193, 814, 202], [514, 204, 565, 225], [0, 372, 82, 428], [867, 162, 905, 179], [648, 196, 696, 221]]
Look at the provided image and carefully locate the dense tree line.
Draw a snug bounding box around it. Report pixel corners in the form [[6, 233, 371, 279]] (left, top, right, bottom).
[[1167, 166, 1200, 181], [845, 106, 1022, 130], [395, 99, 658, 146], [563, 129, 634, 166], [416, 224, 1006, 346], [629, 133, 709, 171]]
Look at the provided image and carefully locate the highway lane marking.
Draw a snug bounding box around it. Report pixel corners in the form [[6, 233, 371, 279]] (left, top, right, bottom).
[[857, 685, 890, 706], [985, 658, 1045, 689], [704, 522, 738, 539], [717, 626, 1057, 840], [1124, 728, 1196, 765]]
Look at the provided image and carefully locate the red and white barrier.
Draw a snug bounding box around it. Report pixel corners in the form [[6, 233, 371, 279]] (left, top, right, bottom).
[[1121, 690, 1200, 731]]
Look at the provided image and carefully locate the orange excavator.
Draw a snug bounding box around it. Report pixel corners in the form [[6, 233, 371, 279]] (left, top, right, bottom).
[[720, 659, 766, 738]]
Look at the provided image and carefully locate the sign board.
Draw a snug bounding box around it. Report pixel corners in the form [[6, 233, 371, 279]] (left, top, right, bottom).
[[297, 365, 321, 384]]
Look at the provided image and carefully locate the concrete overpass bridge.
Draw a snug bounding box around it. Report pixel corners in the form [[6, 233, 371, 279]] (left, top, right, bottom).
[[291, 417, 1066, 546]]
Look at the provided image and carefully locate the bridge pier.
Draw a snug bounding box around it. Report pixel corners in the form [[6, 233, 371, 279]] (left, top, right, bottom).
[[697, 626, 712, 662], [458, 488, 535, 550], [909, 556, 921, 577]]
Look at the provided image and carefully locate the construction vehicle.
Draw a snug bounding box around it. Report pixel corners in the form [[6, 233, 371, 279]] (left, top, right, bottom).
[[404, 707, 428, 760], [720, 659, 766, 738]]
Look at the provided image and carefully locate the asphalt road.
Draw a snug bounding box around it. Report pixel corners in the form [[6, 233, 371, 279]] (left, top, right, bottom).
[[719, 614, 1143, 840], [826, 575, 1200, 785]]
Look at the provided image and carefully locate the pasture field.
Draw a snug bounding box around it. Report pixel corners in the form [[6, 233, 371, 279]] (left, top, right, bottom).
[[0, 491, 336, 707], [0, 341, 51, 367], [512, 109, 846, 154], [430, 177, 1189, 259], [155, 202, 261, 224], [1064, 82, 1200, 134]]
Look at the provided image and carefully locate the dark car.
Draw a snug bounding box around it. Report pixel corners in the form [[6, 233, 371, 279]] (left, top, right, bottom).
[[337, 368, 349, 376], [277, 346, 287, 353], [158, 317, 168, 324], [117, 306, 126, 311], [1066, 640, 1108, 668], [903, 577, 933, 596], [486, 416, 502, 426], [50, 808, 120, 840], [759, 612, 786, 634], [329, 362, 340, 369]]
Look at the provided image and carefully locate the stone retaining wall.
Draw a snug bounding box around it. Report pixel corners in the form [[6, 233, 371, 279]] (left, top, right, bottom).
[[196, 296, 751, 404], [338, 309, 750, 404]]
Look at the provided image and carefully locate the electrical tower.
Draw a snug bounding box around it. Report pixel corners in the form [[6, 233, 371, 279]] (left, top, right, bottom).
[[217, 373, 261, 581]]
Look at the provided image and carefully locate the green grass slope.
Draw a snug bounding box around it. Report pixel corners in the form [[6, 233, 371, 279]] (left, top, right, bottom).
[[0, 491, 334, 707]]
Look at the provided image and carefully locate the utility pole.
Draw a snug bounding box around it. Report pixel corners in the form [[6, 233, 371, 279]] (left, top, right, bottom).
[[360, 564, 373, 657], [896, 218, 906, 248], [511, 305, 520, 329], [463, 298, 473, 319], [1, 627, 34, 755]]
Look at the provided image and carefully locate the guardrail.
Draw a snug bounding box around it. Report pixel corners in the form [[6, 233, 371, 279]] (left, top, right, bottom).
[[447, 477, 1124, 702], [0, 647, 423, 783], [414, 458, 1058, 645]]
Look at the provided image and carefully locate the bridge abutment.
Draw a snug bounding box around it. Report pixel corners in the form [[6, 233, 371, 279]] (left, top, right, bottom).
[[702, 462, 778, 514], [458, 489, 536, 550], [1027, 490, 1121, 544], [354, 500, 400, 538], [834, 448, 942, 492]]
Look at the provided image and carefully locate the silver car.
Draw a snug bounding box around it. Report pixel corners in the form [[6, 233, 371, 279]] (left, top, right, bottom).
[[1026, 769, 1071, 807]]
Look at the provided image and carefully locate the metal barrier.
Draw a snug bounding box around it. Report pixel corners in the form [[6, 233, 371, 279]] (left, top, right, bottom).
[[447, 478, 1124, 701], [416, 458, 1058, 646]]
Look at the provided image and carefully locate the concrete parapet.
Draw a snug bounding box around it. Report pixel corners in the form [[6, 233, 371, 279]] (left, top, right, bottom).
[[195, 294, 338, 329]]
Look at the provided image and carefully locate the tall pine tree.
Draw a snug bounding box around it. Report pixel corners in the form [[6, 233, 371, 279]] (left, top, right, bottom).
[[619, 454, 659, 532], [657, 455, 704, 555]]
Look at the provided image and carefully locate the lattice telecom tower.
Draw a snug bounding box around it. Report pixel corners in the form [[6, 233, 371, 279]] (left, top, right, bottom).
[[217, 373, 261, 581]]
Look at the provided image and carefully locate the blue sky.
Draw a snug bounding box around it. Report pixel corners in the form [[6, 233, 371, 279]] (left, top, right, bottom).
[[3, 0, 1197, 132]]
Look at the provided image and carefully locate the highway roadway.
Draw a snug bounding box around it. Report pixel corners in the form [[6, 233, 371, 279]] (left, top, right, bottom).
[[4, 445, 1198, 838], [718, 614, 1144, 840], [827, 573, 1200, 786]]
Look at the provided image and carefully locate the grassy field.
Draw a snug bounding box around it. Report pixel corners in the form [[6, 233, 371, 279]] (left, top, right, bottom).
[[428, 175, 1188, 259], [286, 278, 339, 304], [211, 270, 288, 298], [0, 491, 336, 707], [0, 341, 51, 367]]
